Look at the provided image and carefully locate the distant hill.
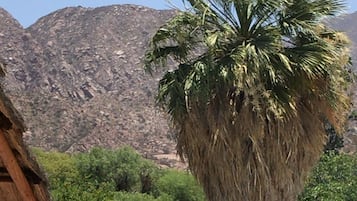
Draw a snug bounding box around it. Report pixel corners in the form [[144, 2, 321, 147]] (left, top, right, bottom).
[[0, 5, 356, 166], [327, 11, 357, 68]]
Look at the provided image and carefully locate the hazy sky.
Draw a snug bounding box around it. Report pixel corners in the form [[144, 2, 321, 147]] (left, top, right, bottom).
[[1, 0, 357, 28]]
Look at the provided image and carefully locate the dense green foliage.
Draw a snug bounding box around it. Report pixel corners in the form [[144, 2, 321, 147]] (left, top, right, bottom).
[[31, 148, 79, 187], [33, 147, 205, 201], [32, 147, 356, 201], [76, 146, 157, 192], [157, 170, 205, 201], [113, 191, 172, 201], [299, 152, 357, 201], [32, 148, 115, 200]]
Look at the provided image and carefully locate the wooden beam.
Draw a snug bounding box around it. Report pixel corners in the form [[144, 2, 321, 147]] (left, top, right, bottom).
[[0, 130, 37, 201], [0, 167, 42, 184]]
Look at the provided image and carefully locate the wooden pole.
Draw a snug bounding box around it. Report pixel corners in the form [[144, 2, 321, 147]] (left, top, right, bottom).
[[0, 129, 37, 201]]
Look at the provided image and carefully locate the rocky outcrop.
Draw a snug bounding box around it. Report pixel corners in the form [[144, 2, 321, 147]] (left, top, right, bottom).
[[0, 5, 183, 167]]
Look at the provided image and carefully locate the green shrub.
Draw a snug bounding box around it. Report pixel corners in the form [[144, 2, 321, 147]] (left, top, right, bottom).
[[75, 146, 159, 192], [32, 148, 115, 201], [299, 152, 357, 201], [31, 148, 79, 189], [31, 146, 357, 201], [113, 191, 173, 201], [157, 170, 205, 201], [51, 181, 115, 201]]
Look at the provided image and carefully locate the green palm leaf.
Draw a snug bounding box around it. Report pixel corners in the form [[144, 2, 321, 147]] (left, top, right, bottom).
[[145, 1, 352, 200]]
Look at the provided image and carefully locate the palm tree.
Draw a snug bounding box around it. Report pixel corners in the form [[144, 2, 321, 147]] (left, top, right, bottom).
[[145, 0, 351, 200]]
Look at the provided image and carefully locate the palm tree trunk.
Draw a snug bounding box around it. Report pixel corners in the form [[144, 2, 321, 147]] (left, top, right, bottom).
[[177, 97, 327, 201]]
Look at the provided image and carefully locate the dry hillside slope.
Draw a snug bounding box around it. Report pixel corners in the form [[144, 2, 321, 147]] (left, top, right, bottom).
[[0, 5, 181, 166]]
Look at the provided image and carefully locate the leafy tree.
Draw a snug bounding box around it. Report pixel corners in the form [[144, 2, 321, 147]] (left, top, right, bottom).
[[299, 152, 357, 201], [51, 181, 115, 201], [31, 148, 79, 189], [76, 146, 158, 192], [32, 148, 115, 201], [145, 0, 351, 200], [113, 191, 173, 201], [156, 170, 205, 201]]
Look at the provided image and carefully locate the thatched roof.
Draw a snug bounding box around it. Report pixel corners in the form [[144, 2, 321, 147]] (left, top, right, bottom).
[[0, 62, 50, 201]]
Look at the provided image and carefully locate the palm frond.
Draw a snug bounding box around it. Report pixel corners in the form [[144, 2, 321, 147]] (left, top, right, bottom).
[[145, 0, 352, 200]]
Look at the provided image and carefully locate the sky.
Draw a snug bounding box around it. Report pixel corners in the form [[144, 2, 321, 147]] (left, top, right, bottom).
[[1, 0, 357, 28]]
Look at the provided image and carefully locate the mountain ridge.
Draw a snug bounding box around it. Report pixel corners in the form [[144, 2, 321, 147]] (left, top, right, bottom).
[[0, 5, 356, 167], [0, 5, 183, 167]]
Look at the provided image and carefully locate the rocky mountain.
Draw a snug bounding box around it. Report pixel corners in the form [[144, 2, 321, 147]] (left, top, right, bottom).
[[327, 12, 357, 67], [0, 5, 356, 167], [0, 5, 182, 167]]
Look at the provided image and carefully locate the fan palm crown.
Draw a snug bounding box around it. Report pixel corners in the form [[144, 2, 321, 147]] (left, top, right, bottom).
[[145, 0, 351, 201]]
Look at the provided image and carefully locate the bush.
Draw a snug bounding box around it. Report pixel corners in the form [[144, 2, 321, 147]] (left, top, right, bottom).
[[299, 152, 357, 201], [31, 148, 79, 189], [113, 191, 173, 201], [51, 181, 115, 201], [157, 170, 205, 201], [75, 146, 159, 192], [32, 146, 357, 201], [32, 148, 115, 201]]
